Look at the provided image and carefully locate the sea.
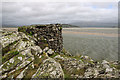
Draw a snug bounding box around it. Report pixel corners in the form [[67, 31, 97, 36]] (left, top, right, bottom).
[[62, 28, 118, 61]]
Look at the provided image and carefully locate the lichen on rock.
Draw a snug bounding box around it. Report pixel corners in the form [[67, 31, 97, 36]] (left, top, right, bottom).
[[32, 57, 64, 78], [0, 24, 120, 79]]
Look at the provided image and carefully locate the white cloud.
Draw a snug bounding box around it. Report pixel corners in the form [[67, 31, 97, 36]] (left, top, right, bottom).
[[2, 2, 118, 26]]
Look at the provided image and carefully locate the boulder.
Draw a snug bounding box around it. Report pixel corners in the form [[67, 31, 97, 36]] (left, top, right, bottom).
[[32, 57, 64, 78]]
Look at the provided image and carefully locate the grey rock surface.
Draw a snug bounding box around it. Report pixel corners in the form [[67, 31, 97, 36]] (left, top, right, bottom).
[[0, 25, 120, 79]]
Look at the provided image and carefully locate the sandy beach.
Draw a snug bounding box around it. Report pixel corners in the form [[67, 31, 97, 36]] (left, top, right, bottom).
[[62, 31, 118, 37], [0, 28, 18, 31], [63, 28, 118, 37]]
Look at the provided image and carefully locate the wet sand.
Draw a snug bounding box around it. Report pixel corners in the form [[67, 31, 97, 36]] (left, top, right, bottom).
[[63, 28, 118, 37], [63, 31, 118, 37]]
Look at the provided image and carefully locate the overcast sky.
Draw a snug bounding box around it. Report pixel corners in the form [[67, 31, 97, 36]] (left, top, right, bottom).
[[2, 2, 118, 27]]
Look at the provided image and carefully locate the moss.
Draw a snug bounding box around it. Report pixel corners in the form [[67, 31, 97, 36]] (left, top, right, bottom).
[[12, 51, 19, 55], [18, 27, 25, 32], [40, 73, 50, 78], [23, 69, 37, 79], [49, 52, 59, 58], [110, 64, 120, 70], [72, 68, 85, 76], [33, 55, 42, 67], [18, 27, 20, 31], [2, 40, 18, 56], [59, 26, 62, 30], [23, 52, 48, 78], [5, 33, 12, 36], [87, 60, 94, 64], [60, 53, 81, 61], [116, 65, 120, 70], [2, 50, 19, 63], [61, 48, 67, 54], [33, 52, 47, 68], [63, 68, 71, 78], [18, 26, 28, 33], [22, 63, 37, 79], [22, 38, 29, 41], [61, 60, 85, 78], [71, 56, 81, 60], [28, 32, 33, 36], [7, 66, 26, 78], [7, 61, 33, 78], [27, 58, 33, 62]]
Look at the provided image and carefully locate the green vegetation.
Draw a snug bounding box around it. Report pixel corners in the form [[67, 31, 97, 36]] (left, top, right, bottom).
[[18, 26, 34, 36], [23, 69, 37, 79], [49, 52, 59, 58], [63, 68, 71, 78], [2, 50, 19, 63], [116, 65, 120, 70], [7, 66, 26, 78], [29, 32, 33, 36], [22, 38, 29, 41], [59, 26, 62, 30], [110, 64, 120, 70], [34, 52, 48, 66], [18, 26, 27, 32], [41, 73, 50, 78], [63, 67, 85, 78], [23, 52, 48, 78], [61, 48, 67, 54], [71, 68, 85, 76], [2, 40, 18, 56], [5, 33, 12, 36]]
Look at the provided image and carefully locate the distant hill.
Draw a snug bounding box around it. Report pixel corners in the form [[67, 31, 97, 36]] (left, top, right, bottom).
[[70, 22, 118, 28], [2, 25, 20, 28], [62, 24, 79, 28], [2, 22, 118, 28]]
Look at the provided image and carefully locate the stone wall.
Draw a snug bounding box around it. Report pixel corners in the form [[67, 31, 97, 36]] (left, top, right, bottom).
[[18, 24, 63, 53]]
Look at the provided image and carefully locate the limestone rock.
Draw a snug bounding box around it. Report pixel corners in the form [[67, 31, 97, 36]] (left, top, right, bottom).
[[32, 57, 64, 78], [47, 49, 54, 55], [0, 25, 120, 79]]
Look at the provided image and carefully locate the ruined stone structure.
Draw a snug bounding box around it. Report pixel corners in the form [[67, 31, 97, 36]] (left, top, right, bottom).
[[18, 24, 63, 53]]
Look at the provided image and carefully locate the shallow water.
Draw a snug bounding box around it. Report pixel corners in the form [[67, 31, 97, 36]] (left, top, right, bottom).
[[62, 28, 118, 61]]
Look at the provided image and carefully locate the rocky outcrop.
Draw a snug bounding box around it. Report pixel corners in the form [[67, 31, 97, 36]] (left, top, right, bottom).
[[0, 25, 120, 79], [0, 30, 64, 79], [32, 57, 64, 78], [54, 54, 120, 78]]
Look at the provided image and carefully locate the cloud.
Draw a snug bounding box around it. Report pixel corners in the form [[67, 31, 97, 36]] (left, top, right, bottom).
[[2, 2, 118, 26]]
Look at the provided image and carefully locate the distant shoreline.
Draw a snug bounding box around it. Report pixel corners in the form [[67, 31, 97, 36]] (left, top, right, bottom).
[[63, 27, 118, 29]]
